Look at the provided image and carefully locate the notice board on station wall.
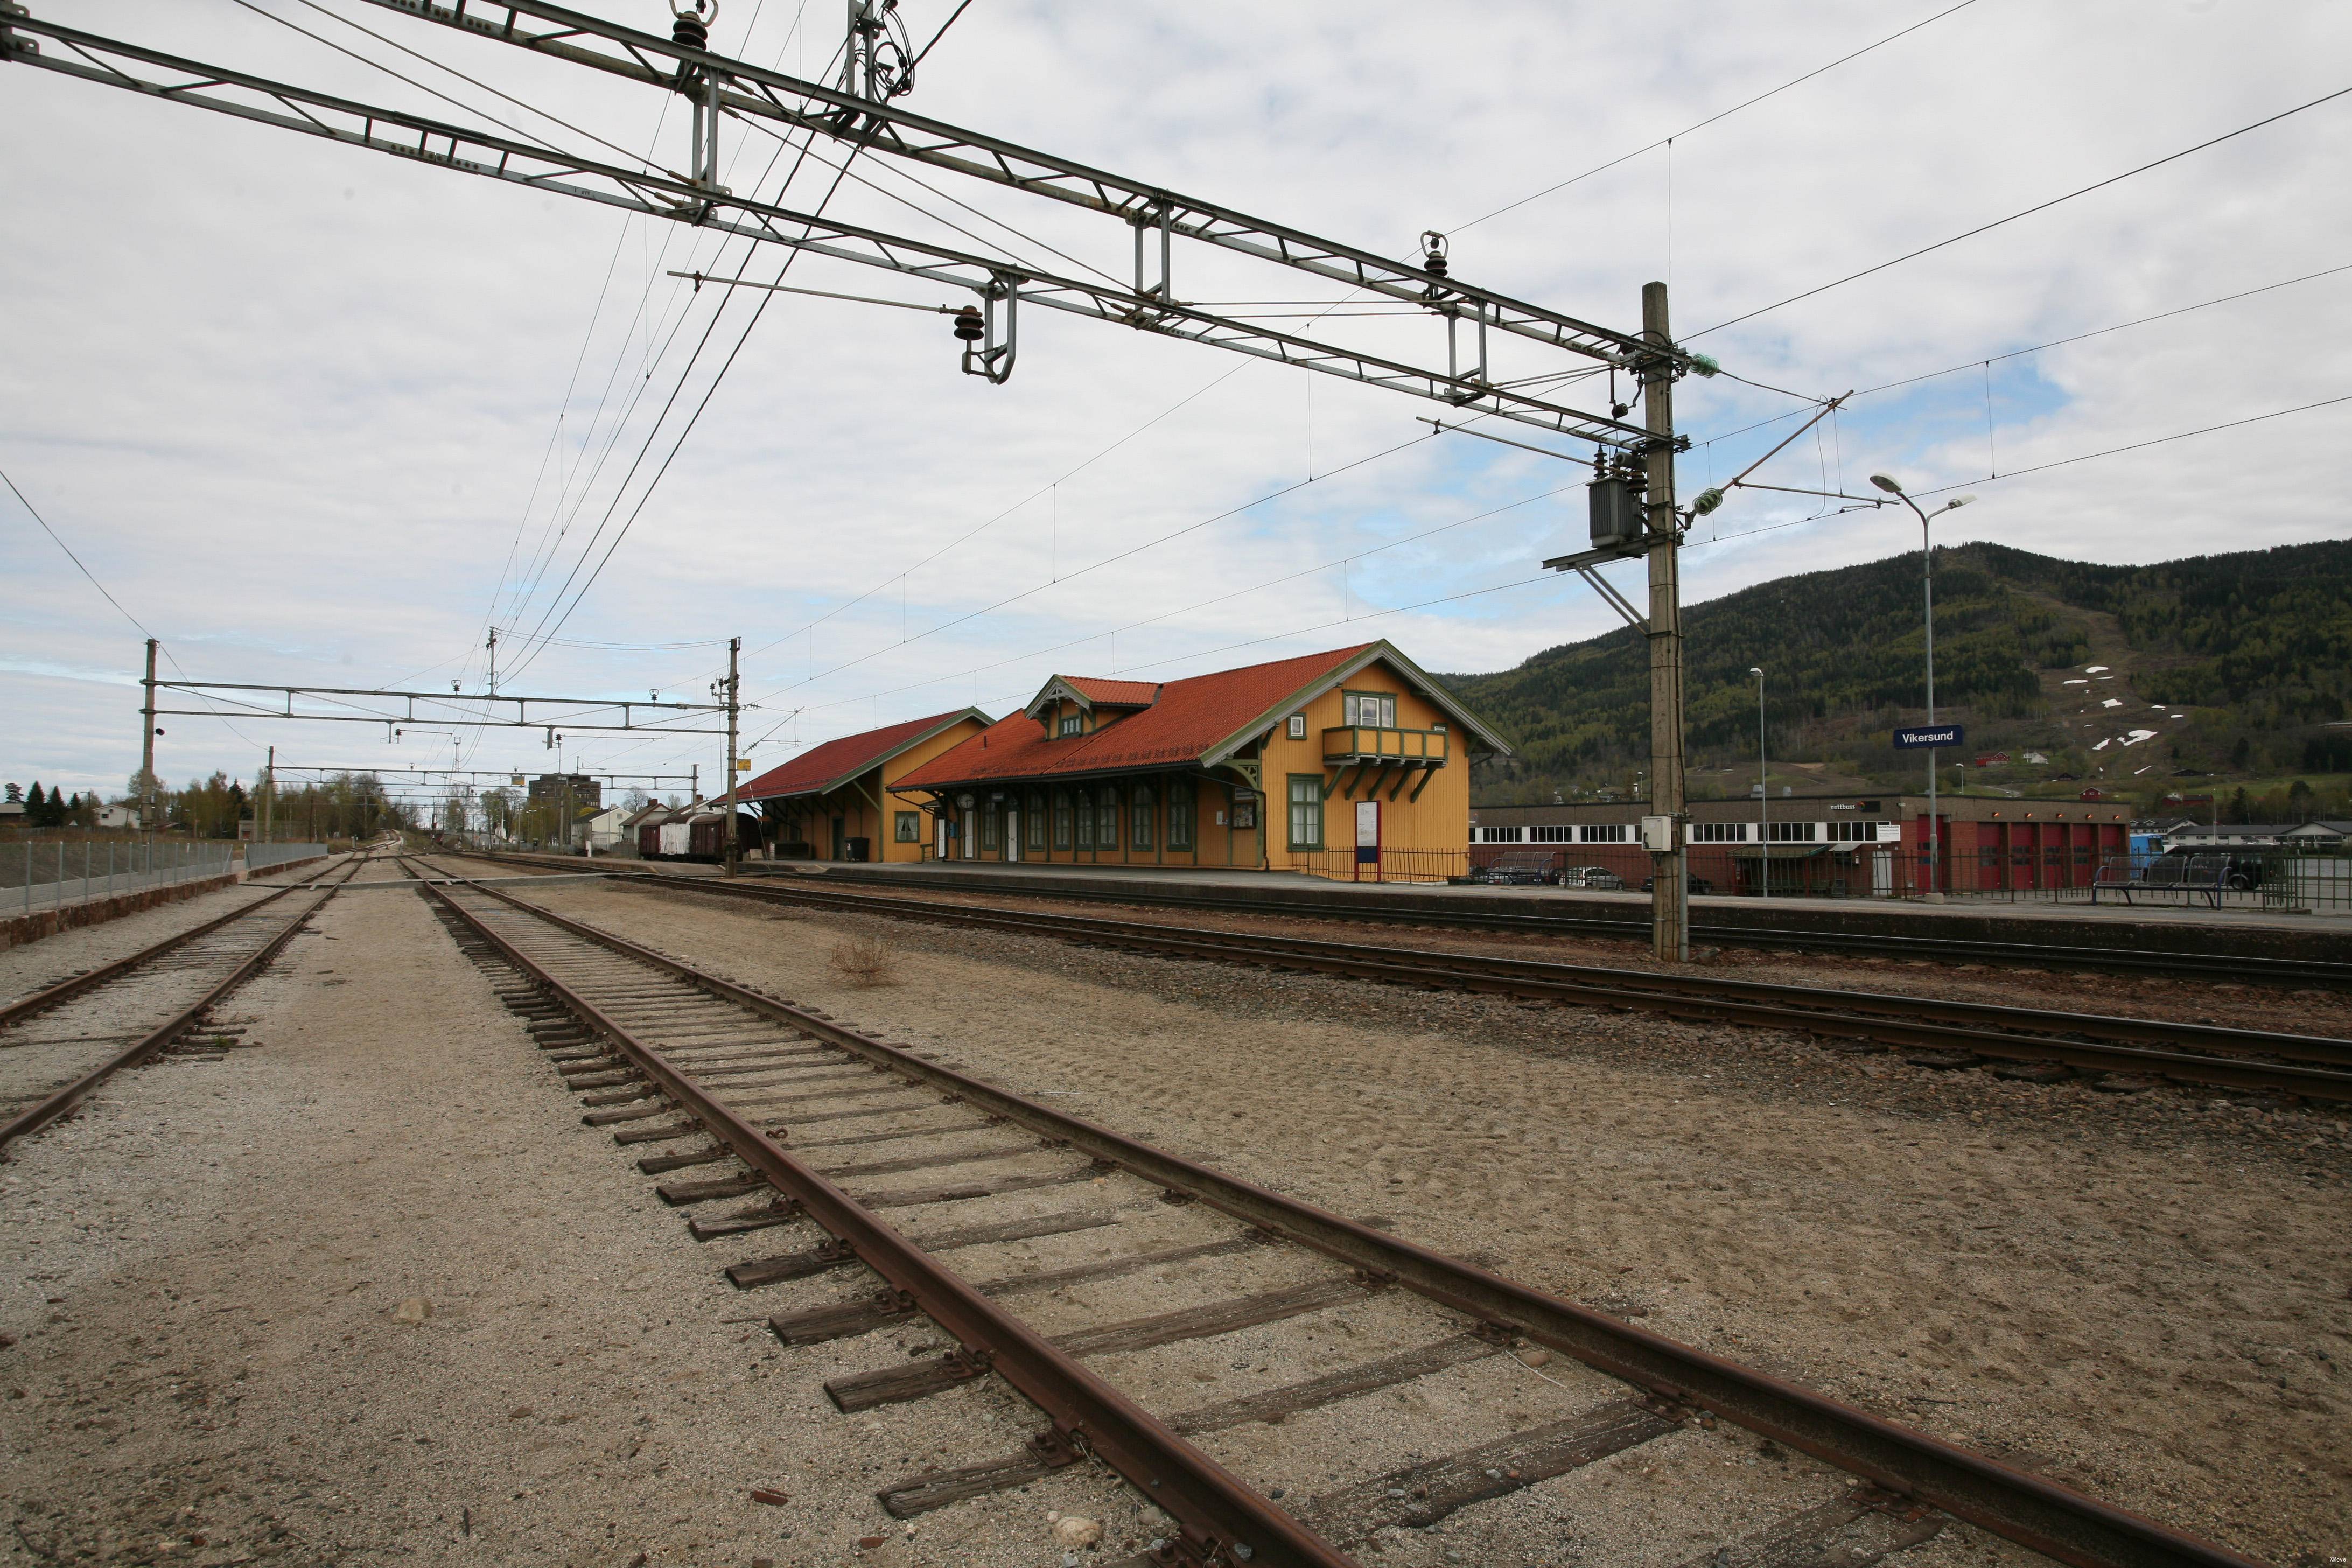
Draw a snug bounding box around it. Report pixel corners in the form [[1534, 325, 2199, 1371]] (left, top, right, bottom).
[[1355, 800, 1380, 864]]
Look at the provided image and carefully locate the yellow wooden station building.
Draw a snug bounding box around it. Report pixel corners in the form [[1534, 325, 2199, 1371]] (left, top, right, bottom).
[[891, 641, 1507, 873]]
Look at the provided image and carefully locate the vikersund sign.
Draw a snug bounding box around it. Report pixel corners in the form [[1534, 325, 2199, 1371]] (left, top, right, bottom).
[[1893, 724, 1964, 750]]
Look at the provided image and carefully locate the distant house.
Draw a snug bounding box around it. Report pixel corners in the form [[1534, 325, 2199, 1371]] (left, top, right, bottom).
[[582, 804, 631, 853], [2164, 822, 2297, 852], [2282, 820, 2352, 850], [97, 803, 138, 829]]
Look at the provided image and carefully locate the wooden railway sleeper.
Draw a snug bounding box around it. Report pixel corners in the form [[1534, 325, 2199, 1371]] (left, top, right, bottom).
[[433, 872, 2264, 1568]]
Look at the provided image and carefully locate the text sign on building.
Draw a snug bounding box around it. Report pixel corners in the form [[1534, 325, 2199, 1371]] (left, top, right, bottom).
[[1893, 724, 1964, 750]]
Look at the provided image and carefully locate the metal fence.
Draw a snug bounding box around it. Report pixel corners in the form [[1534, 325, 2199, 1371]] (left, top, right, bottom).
[[1290, 842, 2352, 912], [4, 839, 236, 916], [246, 842, 332, 872]]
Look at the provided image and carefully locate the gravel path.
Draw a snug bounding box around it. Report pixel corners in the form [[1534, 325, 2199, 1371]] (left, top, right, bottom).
[[4, 864, 2343, 1568], [500, 877, 2351, 1567], [0, 885, 1132, 1567]]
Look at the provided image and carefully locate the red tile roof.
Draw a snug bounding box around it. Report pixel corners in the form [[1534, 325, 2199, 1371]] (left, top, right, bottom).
[[1063, 676, 1159, 706], [738, 709, 985, 802], [897, 646, 1375, 790]]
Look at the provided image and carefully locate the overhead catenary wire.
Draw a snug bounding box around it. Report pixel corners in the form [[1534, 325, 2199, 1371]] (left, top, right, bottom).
[[743, 470, 1580, 749], [501, 142, 872, 683], [1684, 259, 2352, 451], [1446, 0, 1980, 236], [1691, 83, 2352, 340], [226, 0, 657, 173], [735, 424, 1445, 711], [491, 24, 860, 685]]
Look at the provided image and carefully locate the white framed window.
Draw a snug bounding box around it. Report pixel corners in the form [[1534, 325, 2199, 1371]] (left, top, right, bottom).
[[1825, 820, 1880, 842], [1691, 822, 1748, 843], [1058, 712, 1083, 737], [1342, 691, 1398, 728], [1478, 825, 1525, 843], [1530, 825, 1574, 843], [1766, 821, 1814, 843], [1579, 824, 1629, 843], [1286, 713, 1306, 739]]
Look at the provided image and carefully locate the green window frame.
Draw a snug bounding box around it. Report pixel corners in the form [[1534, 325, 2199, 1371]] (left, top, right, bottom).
[[1097, 785, 1121, 851], [1026, 791, 1047, 851], [1075, 789, 1095, 850], [1054, 788, 1074, 850], [1168, 779, 1195, 851], [1287, 774, 1325, 851], [893, 810, 920, 843], [1131, 782, 1155, 851]]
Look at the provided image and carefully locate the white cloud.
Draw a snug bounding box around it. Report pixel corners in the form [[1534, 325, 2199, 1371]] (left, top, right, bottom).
[[5, 0, 2349, 799]]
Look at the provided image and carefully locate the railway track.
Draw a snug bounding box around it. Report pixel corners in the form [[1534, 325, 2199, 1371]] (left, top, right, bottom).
[[430, 843, 2352, 986], [410, 862, 2258, 1568], [779, 865, 2352, 989], [422, 852, 2352, 1105], [0, 852, 364, 1150]]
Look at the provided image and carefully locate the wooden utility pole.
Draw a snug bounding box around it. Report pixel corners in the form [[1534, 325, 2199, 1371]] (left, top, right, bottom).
[[139, 637, 158, 838], [1640, 282, 1690, 963], [722, 635, 741, 878]]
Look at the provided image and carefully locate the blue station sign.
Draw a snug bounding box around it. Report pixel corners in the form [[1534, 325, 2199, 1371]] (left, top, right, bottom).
[[1894, 724, 1964, 750]]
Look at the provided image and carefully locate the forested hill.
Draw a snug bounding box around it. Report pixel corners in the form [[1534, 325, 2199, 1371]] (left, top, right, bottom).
[[1443, 538, 2352, 805]]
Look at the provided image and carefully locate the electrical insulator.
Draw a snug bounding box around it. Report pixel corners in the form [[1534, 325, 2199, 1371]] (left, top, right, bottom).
[[1419, 229, 1448, 279], [670, 1, 711, 51], [953, 305, 984, 342]]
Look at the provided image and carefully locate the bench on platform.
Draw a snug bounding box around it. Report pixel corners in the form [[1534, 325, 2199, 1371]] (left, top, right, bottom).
[[2092, 853, 2227, 908]]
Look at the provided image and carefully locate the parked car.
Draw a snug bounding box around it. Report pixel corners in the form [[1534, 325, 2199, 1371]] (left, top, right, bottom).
[[1466, 850, 1554, 886], [1640, 872, 1714, 894], [1556, 865, 1626, 890]]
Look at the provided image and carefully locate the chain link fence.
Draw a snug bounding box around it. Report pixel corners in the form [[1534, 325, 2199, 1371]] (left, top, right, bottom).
[[246, 842, 332, 873], [3, 839, 236, 915], [1425, 842, 2352, 911]]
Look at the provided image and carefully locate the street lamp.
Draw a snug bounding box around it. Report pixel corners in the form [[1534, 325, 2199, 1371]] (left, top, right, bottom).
[[1749, 666, 1767, 899], [1869, 475, 1975, 900]]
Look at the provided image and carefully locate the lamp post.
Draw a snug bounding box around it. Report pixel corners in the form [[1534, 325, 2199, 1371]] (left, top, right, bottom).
[[1749, 666, 1767, 899], [1869, 475, 1974, 901]]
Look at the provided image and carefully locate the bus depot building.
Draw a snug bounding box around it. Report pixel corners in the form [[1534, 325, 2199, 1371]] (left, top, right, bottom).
[[891, 641, 1508, 873], [736, 708, 990, 863], [1469, 792, 2137, 897]]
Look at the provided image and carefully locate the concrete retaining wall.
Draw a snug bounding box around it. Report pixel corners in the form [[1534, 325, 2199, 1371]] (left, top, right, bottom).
[[0, 872, 242, 952]]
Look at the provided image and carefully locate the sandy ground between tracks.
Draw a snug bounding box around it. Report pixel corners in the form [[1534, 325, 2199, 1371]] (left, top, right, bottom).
[[0, 886, 1170, 1568], [489, 879, 2352, 1567]]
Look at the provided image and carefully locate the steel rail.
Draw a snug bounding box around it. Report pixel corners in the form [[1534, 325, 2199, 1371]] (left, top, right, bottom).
[[0, 869, 351, 1152], [776, 864, 2352, 986], [431, 845, 2352, 986], [431, 855, 2352, 1100], [0, 875, 318, 1032], [598, 872, 2352, 1072], [428, 872, 2263, 1568], [417, 876, 1354, 1568]]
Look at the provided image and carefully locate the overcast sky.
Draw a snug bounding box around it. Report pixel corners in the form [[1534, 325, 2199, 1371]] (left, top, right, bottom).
[[5, 0, 2347, 807]]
